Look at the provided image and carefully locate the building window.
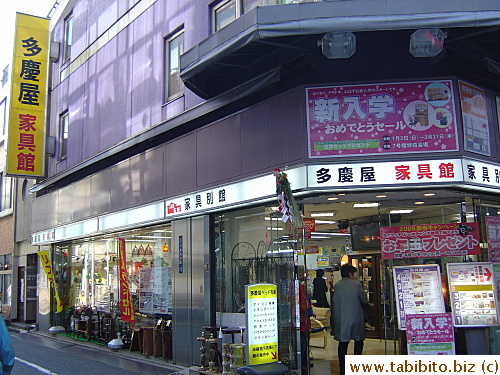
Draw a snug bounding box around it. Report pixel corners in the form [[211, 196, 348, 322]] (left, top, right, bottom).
[[59, 111, 69, 160], [0, 98, 6, 136], [64, 14, 73, 62], [213, 0, 239, 32], [0, 174, 13, 212], [165, 30, 184, 101], [1, 65, 8, 87]]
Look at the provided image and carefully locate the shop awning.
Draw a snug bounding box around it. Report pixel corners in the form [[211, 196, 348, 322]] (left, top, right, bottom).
[[180, 0, 500, 99]]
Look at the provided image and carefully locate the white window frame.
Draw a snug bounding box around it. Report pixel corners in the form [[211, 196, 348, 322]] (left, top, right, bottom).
[[59, 111, 69, 161], [0, 98, 6, 137], [63, 14, 73, 62], [0, 173, 13, 212], [212, 0, 241, 33], [165, 30, 184, 102]]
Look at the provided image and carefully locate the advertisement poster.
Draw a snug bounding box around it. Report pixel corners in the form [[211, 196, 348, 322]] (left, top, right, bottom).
[[495, 264, 500, 317], [139, 267, 172, 314], [306, 80, 458, 158], [447, 263, 500, 327], [486, 217, 500, 263], [393, 265, 445, 330], [406, 313, 455, 355], [245, 283, 278, 366], [459, 81, 490, 156], [381, 223, 480, 259]]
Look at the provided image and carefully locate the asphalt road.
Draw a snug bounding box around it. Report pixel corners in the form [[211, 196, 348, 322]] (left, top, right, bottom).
[[9, 331, 184, 375]]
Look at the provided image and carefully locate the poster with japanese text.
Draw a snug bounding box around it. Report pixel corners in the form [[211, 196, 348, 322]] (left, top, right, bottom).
[[486, 217, 500, 263], [306, 80, 458, 158], [447, 262, 500, 327], [459, 81, 490, 156], [393, 265, 445, 330], [381, 223, 480, 260], [406, 313, 455, 355], [139, 266, 172, 314], [245, 283, 278, 366]]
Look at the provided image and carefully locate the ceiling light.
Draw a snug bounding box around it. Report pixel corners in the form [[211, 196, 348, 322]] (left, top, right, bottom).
[[376, 195, 387, 198], [327, 197, 339, 201], [414, 201, 425, 205], [410, 28, 445, 57], [314, 220, 336, 224], [424, 193, 436, 197], [338, 193, 346, 196], [390, 209, 414, 214], [310, 212, 336, 217], [353, 203, 380, 208], [322, 32, 356, 59], [310, 236, 330, 239]]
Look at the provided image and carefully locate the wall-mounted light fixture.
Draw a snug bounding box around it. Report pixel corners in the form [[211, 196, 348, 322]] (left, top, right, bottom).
[[321, 32, 356, 59], [410, 29, 445, 57]]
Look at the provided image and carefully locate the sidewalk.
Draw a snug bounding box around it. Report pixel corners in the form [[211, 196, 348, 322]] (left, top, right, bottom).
[[9, 321, 193, 375]]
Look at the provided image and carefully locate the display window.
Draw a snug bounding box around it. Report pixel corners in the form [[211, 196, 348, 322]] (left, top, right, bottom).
[[53, 225, 172, 330]]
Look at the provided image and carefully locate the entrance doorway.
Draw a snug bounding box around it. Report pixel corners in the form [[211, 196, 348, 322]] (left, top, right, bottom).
[[17, 267, 25, 322], [350, 254, 383, 339]]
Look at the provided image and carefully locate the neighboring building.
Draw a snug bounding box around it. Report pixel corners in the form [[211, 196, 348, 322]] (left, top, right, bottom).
[[28, 0, 500, 369], [0, 63, 15, 323]]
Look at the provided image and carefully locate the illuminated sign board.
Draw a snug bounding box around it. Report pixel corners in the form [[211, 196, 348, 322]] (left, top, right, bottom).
[[245, 283, 278, 366], [447, 262, 500, 327]]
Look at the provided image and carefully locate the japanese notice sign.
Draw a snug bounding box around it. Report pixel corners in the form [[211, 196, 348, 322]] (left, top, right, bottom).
[[306, 80, 458, 158], [139, 267, 172, 314], [406, 313, 455, 355], [381, 223, 480, 260], [459, 81, 490, 156], [393, 265, 445, 330], [118, 238, 135, 323], [6, 13, 49, 177], [486, 217, 500, 263], [447, 262, 500, 327], [38, 250, 64, 313], [245, 283, 278, 366]]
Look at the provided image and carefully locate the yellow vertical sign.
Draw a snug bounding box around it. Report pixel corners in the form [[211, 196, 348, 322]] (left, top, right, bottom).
[[6, 13, 49, 177], [38, 250, 64, 313], [245, 283, 279, 366]]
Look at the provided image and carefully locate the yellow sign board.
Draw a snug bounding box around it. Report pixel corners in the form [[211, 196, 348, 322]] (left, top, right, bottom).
[[245, 283, 278, 366], [6, 13, 50, 177]]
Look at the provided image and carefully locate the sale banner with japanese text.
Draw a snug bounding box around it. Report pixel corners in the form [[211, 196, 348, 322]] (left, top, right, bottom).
[[118, 238, 135, 323], [406, 313, 455, 355], [245, 283, 278, 366], [38, 250, 63, 313], [306, 80, 458, 158], [6, 13, 49, 177], [486, 217, 500, 263], [381, 222, 480, 259]]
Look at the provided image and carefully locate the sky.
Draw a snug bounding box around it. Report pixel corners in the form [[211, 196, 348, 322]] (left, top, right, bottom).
[[0, 0, 57, 69]]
